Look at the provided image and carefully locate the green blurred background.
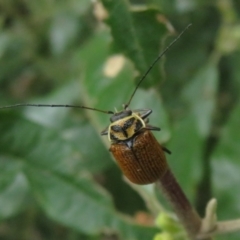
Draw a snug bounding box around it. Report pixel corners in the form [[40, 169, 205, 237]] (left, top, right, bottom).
[[0, 0, 240, 239]]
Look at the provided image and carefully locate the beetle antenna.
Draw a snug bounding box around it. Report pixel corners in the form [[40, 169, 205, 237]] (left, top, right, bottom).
[[0, 103, 114, 114], [124, 23, 192, 109]]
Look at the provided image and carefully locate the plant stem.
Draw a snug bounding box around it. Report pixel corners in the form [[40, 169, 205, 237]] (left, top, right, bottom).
[[156, 168, 212, 240]]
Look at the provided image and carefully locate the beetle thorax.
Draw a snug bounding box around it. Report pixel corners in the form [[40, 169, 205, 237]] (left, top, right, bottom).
[[108, 112, 146, 142]]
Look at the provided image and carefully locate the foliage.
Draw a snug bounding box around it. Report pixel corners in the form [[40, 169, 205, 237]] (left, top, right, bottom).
[[0, 0, 240, 239]]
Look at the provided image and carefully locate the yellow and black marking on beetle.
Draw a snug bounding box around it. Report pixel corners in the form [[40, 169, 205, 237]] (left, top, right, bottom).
[[0, 24, 191, 185]]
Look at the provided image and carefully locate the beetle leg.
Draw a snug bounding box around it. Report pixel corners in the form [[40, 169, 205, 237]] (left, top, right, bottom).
[[146, 125, 160, 131], [101, 127, 108, 135], [162, 146, 171, 154]]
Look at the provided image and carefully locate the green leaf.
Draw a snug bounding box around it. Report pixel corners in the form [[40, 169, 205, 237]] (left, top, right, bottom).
[[25, 166, 158, 239], [101, 0, 167, 87], [0, 159, 29, 220]]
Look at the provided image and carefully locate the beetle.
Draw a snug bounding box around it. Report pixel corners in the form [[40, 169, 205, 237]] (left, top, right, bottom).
[[0, 25, 191, 185], [101, 107, 170, 184]]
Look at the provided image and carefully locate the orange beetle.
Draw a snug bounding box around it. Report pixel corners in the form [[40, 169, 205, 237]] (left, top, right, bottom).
[[101, 108, 170, 184]]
